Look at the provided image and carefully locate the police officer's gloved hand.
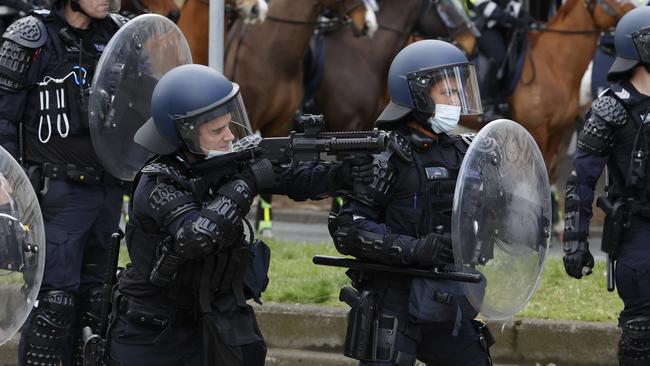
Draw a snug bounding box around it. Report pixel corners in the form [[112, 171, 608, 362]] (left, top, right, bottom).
[[513, 11, 535, 28], [412, 227, 454, 267], [563, 241, 594, 279], [328, 155, 375, 191], [235, 158, 276, 196]]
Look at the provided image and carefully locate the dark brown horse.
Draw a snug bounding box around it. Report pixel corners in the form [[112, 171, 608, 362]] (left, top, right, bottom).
[[312, 0, 477, 132], [177, 0, 267, 66], [224, 0, 373, 137], [120, 0, 182, 21]]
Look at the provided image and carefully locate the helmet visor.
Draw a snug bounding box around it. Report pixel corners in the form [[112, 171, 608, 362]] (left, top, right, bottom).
[[407, 63, 483, 115], [175, 93, 253, 155], [632, 26, 650, 64]]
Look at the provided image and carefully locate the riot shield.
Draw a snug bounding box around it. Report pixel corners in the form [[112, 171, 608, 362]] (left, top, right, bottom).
[[452, 119, 550, 320], [89, 14, 192, 181], [0, 147, 44, 346]]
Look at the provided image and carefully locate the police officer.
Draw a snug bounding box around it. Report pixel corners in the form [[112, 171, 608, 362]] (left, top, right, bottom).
[[0, 0, 127, 364], [329, 39, 493, 366], [562, 6, 650, 366], [109, 64, 373, 366]]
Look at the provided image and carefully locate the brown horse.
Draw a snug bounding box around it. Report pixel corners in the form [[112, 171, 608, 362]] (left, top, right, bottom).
[[224, 0, 372, 137], [313, 0, 477, 132], [464, 0, 634, 182], [120, 0, 182, 21], [177, 0, 266, 65]]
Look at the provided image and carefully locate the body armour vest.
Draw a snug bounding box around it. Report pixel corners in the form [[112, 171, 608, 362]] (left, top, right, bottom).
[[119, 156, 250, 310], [21, 9, 119, 168], [605, 82, 650, 210], [383, 128, 469, 238]]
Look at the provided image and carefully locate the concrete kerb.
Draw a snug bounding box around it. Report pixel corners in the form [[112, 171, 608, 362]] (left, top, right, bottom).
[[0, 303, 619, 366], [255, 302, 620, 366]]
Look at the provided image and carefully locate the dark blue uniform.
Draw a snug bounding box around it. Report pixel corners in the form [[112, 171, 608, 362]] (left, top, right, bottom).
[[567, 80, 650, 365], [110, 153, 337, 366], [331, 126, 492, 366], [0, 7, 127, 366]]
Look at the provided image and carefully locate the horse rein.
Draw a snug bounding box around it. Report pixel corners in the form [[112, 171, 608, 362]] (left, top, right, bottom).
[[527, 0, 622, 35], [265, 0, 364, 30]]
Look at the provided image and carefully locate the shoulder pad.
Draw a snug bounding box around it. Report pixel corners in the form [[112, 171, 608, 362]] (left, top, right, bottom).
[[141, 160, 192, 190], [591, 95, 627, 127], [109, 13, 129, 28], [2, 15, 47, 49], [387, 132, 413, 162]]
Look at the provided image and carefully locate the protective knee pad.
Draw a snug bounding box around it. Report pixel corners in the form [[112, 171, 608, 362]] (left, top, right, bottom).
[[620, 317, 650, 366], [72, 287, 103, 366], [21, 290, 75, 366]]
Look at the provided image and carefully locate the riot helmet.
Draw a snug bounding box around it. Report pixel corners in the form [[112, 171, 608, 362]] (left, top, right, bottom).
[[376, 39, 482, 132], [608, 6, 650, 81], [135, 64, 253, 157]]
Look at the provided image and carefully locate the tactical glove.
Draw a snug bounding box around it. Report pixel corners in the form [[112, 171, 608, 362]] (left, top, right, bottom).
[[412, 227, 454, 267], [563, 241, 594, 279], [328, 155, 375, 191]]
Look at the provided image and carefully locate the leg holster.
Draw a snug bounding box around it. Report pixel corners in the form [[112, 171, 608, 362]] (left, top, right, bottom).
[[21, 290, 75, 366], [620, 316, 650, 366], [341, 287, 418, 366], [473, 319, 495, 366]]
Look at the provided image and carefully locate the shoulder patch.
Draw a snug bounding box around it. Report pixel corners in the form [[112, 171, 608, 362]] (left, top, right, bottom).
[[591, 95, 627, 127], [387, 132, 413, 162], [109, 13, 129, 28], [2, 15, 47, 49]]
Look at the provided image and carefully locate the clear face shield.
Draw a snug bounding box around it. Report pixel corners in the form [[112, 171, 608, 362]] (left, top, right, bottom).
[[633, 26, 650, 64], [407, 63, 483, 115], [174, 93, 253, 158]]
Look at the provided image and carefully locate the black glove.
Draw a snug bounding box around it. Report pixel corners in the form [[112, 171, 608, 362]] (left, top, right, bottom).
[[563, 241, 594, 279], [329, 155, 375, 191], [412, 227, 453, 267], [236, 158, 275, 194]]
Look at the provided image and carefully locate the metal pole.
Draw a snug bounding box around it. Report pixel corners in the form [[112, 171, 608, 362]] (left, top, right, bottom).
[[208, 0, 224, 72]]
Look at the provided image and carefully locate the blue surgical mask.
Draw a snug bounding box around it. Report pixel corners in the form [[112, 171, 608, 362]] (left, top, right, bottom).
[[202, 141, 233, 159], [428, 104, 461, 134]]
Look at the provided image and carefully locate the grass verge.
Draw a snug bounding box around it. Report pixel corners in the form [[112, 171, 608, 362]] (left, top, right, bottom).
[[118, 239, 624, 322]]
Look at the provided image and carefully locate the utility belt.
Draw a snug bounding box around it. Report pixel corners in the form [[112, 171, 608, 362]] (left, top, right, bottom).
[[27, 162, 123, 195], [117, 296, 196, 329]]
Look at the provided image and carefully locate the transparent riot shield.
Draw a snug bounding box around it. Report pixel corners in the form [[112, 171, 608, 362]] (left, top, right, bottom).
[[452, 119, 551, 320], [0, 146, 44, 345], [89, 14, 192, 181]]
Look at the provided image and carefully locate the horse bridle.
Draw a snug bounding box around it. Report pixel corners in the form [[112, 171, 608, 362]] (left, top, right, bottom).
[[265, 0, 365, 29]]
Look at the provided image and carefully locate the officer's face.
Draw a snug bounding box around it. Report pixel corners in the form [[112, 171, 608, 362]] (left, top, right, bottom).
[[77, 0, 110, 19], [198, 113, 236, 154], [428, 77, 461, 109]]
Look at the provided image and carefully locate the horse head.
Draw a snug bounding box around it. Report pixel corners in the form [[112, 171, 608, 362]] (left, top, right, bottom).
[[122, 0, 181, 22], [230, 0, 269, 23], [321, 0, 378, 38], [586, 0, 637, 29]]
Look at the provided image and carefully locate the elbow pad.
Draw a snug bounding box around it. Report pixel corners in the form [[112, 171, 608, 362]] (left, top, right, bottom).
[[174, 178, 254, 259]]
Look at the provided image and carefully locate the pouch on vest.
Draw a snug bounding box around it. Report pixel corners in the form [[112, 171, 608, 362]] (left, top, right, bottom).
[[243, 239, 270, 304], [408, 266, 485, 336]]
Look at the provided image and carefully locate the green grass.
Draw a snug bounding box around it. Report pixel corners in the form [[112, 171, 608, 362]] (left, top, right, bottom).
[[117, 239, 624, 322]]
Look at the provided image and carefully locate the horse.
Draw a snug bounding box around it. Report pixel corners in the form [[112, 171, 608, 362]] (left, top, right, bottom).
[[120, 0, 182, 22], [224, 0, 374, 137], [311, 0, 478, 132], [177, 0, 268, 65], [463, 0, 634, 183]]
